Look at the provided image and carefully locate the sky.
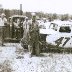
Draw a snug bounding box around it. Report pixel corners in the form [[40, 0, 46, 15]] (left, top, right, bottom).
[[0, 0, 72, 14]]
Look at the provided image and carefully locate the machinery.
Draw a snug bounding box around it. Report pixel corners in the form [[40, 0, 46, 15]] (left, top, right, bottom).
[[4, 15, 26, 42]]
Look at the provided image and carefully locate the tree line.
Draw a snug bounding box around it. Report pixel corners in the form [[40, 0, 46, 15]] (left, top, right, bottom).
[[0, 8, 72, 21]]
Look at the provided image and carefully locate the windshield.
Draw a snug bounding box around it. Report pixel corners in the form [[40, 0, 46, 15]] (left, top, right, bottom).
[[59, 26, 71, 33]]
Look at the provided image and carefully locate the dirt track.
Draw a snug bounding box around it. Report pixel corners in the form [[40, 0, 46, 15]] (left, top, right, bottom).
[[0, 43, 72, 72]]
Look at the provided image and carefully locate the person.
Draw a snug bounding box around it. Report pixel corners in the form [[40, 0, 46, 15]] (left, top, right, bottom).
[[13, 18, 21, 39], [28, 13, 40, 57], [0, 13, 7, 24], [23, 17, 29, 36], [0, 13, 7, 46], [16, 18, 21, 39], [21, 17, 29, 49]]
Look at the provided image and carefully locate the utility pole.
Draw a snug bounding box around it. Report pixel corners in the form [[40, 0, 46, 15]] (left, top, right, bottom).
[[20, 4, 22, 15]]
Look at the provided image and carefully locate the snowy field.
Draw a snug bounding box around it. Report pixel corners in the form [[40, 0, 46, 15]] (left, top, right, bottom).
[[0, 43, 72, 72]]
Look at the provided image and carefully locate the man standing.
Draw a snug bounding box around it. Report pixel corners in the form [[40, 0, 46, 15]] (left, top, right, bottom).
[[21, 17, 29, 49], [0, 13, 7, 46], [15, 18, 21, 39], [23, 17, 29, 37], [0, 13, 7, 24], [28, 13, 40, 57]]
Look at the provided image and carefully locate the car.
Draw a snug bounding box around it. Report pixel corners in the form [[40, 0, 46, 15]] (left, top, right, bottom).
[[46, 20, 72, 48]]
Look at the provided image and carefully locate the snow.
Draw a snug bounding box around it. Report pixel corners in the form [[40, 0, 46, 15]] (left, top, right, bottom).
[[0, 43, 72, 72]]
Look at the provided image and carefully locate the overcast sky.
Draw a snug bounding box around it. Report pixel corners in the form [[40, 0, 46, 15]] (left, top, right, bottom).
[[0, 0, 72, 14]]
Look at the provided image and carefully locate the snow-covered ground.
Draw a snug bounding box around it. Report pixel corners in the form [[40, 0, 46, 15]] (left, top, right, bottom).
[[0, 43, 72, 72]]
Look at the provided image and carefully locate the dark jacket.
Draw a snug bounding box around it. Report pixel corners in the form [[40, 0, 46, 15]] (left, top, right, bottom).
[[28, 21, 40, 44]]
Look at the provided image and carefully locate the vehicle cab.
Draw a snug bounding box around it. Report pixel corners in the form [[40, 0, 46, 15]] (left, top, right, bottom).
[[8, 15, 26, 39]]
